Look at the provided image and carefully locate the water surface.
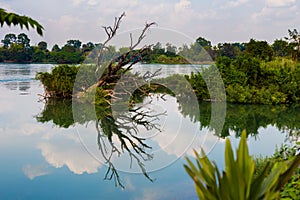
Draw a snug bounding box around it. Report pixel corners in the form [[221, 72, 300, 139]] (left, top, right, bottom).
[[0, 63, 296, 199]]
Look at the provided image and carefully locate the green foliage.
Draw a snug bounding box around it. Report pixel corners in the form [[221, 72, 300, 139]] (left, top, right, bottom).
[[185, 72, 209, 100], [35, 99, 75, 128], [36, 64, 79, 98], [184, 131, 300, 200], [245, 39, 273, 61], [286, 29, 300, 61], [217, 43, 240, 59], [281, 169, 300, 200], [272, 39, 292, 57], [196, 37, 212, 47], [0, 33, 90, 63], [150, 54, 188, 64], [193, 56, 300, 104], [0, 8, 43, 35], [255, 143, 300, 199]]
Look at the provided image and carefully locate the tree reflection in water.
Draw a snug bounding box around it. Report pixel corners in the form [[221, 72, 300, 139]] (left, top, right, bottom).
[[36, 87, 300, 188], [95, 95, 167, 188], [36, 89, 169, 188]]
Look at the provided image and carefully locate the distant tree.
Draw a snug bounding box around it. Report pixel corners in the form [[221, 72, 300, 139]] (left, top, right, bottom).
[[246, 39, 273, 61], [217, 43, 240, 59], [0, 48, 5, 62], [82, 42, 95, 52], [165, 42, 177, 57], [152, 42, 165, 54], [196, 37, 212, 47], [0, 8, 43, 36], [272, 39, 290, 57], [66, 39, 82, 49], [62, 44, 76, 53], [286, 29, 300, 60], [0, 33, 32, 61], [32, 46, 46, 62], [195, 37, 216, 60], [232, 42, 246, 52], [178, 44, 189, 55], [38, 41, 47, 51], [17, 33, 30, 48], [1, 33, 17, 48], [51, 44, 61, 52], [86, 42, 95, 49]]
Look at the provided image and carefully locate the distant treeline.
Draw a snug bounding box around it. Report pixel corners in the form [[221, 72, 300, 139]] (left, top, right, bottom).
[[0, 33, 90, 63], [1, 29, 299, 64]]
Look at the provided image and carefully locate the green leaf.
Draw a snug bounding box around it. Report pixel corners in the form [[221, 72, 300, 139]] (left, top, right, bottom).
[[0, 8, 43, 35], [224, 138, 242, 199]]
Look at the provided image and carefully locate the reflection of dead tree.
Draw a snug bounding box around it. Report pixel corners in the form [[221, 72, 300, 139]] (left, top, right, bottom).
[[95, 104, 166, 188], [143, 68, 162, 82]]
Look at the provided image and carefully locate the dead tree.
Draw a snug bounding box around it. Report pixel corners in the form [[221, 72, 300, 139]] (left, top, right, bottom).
[[82, 12, 156, 97]]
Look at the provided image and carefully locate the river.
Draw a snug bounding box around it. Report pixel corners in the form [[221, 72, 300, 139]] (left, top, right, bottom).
[[0, 63, 298, 199]]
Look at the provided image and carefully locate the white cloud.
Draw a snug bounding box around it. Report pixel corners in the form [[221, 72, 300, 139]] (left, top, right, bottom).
[[44, 15, 87, 47], [38, 140, 102, 174], [22, 164, 51, 180], [225, 0, 249, 8], [175, 0, 191, 13], [252, 5, 298, 21], [48, 15, 85, 32], [266, 0, 296, 7], [73, 0, 98, 6]]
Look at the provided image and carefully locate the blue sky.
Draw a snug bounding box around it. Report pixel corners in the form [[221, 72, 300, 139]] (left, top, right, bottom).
[[0, 0, 299, 48]]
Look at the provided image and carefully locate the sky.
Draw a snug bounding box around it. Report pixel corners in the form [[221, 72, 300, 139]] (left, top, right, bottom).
[[0, 0, 299, 49]]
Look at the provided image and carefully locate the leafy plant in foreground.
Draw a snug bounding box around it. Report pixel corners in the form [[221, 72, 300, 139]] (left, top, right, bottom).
[[184, 131, 300, 200], [0, 8, 44, 35], [255, 143, 300, 199]]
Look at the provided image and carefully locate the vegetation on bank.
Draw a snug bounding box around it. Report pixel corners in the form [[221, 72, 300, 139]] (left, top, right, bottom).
[[186, 56, 300, 104], [3, 29, 298, 65], [36, 56, 300, 105], [33, 28, 300, 104], [0, 33, 86, 63]]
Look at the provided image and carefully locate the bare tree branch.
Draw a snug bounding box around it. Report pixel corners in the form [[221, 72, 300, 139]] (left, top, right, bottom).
[[97, 12, 126, 67]]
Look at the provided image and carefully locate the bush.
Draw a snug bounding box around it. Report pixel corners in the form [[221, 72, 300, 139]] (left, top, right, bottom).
[[36, 64, 79, 98], [189, 56, 300, 104]]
